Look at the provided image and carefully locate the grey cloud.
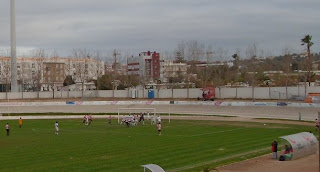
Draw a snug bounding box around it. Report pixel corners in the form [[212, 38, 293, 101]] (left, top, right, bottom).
[[0, 0, 319, 57]]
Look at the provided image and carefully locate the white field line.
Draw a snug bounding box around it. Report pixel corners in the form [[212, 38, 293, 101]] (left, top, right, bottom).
[[171, 128, 245, 137], [187, 128, 245, 137], [0, 113, 313, 121]]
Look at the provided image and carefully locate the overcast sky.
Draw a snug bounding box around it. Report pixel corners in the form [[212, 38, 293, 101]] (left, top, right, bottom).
[[0, 0, 319, 59]]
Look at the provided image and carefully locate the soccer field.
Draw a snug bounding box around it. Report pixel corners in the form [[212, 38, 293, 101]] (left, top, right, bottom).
[[0, 118, 313, 172]]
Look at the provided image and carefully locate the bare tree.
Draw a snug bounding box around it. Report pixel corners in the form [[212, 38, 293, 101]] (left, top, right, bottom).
[[17, 58, 28, 98], [216, 47, 228, 61], [185, 40, 203, 61], [72, 49, 90, 98], [93, 50, 104, 97], [246, 44, 257, 60], [282, 47, 294, 100], [32, 49, 46, 99], [51, 50, 59, 58], [162, 51, 174, 61], [206, 44, 214, 63], [47, 57, 59, 98], [246, 44, 258, 101], [1, 58, 11, 99], [213, 47, 228, 94]]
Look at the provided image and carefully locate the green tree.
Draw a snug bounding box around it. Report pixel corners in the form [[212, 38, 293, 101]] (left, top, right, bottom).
[[97, 74, 113, 90], [126, 75, 140, 87], [63, 75, 75, 86], [256, 71, 269, 85]]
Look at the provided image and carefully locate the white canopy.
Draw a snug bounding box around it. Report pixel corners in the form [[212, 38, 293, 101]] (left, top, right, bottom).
[[280, 132, 318, 160], [141, 164, 165, 172]]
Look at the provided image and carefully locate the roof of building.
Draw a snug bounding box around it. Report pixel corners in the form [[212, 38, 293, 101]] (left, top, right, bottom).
[[141, 164, 165, 172]]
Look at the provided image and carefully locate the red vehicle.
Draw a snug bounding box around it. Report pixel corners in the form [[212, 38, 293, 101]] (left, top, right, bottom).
[[198, 87, 215, 101]]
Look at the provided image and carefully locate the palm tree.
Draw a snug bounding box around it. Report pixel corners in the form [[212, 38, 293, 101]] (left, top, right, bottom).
[[301, 35, 313, 56], [301, 35, 313, 86], [232, 53, 239, 68]]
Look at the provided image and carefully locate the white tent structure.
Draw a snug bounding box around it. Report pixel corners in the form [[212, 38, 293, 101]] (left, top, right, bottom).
[[141, 164, 165, 172], [280, 132, 318, 160]]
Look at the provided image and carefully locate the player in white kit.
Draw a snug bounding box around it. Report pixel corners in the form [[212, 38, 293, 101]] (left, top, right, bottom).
[[55, 121, 59, 135]]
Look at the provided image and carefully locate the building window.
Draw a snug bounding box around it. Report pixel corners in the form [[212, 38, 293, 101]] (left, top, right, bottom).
[[32, 63, 35, 68]]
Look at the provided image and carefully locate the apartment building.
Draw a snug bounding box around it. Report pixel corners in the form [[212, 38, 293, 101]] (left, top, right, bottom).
[[127, 51, 160, 82], [160, 61, 187, 83], [0, 56, 105, 91], [105, 63, 127, 75]]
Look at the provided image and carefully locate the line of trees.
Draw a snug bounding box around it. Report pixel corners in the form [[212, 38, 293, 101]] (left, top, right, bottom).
[[0, 35, 317, 95], [171, 36, 318, 93]]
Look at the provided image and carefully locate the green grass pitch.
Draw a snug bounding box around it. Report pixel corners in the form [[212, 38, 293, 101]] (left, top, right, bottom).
[[0, 119, 313, 172]]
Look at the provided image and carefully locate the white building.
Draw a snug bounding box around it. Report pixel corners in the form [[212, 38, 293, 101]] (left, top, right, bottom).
[[196, 61, 234, 68], [0, 56, 105, 91], [160, 61, 187, 83]]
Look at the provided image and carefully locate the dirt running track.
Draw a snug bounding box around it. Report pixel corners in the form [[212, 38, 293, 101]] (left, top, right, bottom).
[[217, 153, 318, 172], [1, 104, 320, 121]]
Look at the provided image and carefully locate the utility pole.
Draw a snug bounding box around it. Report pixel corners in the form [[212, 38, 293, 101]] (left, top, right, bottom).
[[113, 49, 120, 79], [113, 49, 120, 97], [10, 0, 18, 92]]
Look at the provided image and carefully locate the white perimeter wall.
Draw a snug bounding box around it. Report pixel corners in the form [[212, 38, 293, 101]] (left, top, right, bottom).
[[216, 86, 311, 99], [0, 86, 318, 100]]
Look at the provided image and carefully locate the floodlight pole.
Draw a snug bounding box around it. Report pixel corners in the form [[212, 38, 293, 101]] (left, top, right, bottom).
[[10, 0, 18, 92], [318, 112, 320, 172]]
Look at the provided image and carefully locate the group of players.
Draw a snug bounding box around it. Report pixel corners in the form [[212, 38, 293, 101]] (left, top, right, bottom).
[[120, 112, 162, 135], [82, 114, 94, 125], [4, 113, 162, 136], [81, 112, 162, 135], [4, 117, 23, 136], [121, 112, 148, 127]]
